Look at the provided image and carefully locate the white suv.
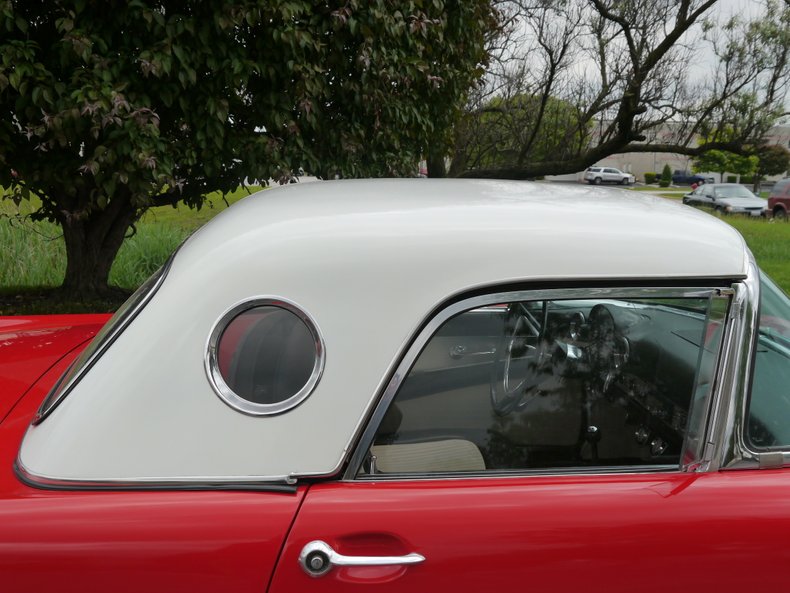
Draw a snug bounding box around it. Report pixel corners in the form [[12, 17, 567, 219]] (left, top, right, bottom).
[[583, 166, 635, 185]]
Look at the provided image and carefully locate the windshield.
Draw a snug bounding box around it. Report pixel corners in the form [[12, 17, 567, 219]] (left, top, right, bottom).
[[715, 186, 755, 199], [746, 273, 790, 448], [759, 274, 790, 347]]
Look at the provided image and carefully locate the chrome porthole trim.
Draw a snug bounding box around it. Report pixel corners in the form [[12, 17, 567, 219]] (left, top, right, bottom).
[[205, 297, 325, 417]]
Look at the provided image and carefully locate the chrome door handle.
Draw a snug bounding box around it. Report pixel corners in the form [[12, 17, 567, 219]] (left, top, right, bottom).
[[299, 540, 425, 577]]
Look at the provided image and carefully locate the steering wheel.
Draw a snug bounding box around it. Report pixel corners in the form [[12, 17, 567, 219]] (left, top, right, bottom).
[[586, 304, 630, 393], [490, 303, 548, 415]]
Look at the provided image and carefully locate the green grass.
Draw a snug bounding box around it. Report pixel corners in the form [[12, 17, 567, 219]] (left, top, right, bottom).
[[0, 217, 64, 288], [630, 187, 769, 198], [0, 186, 263, 314], [629, 185, 677, 192], [723, 216, 790, 290], [138, 187, 258, 228]]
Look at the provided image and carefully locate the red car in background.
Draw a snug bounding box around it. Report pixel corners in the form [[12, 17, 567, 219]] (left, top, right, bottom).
[[768, 178, 790, 220], [1, 180, 790, 593]]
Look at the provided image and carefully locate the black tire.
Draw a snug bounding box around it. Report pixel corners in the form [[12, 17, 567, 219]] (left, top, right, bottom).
[[774, 207, 788, 221], [593, 177, 602, 185], [620, 178, 629, 185]]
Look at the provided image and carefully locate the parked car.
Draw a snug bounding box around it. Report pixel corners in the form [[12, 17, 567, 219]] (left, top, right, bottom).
[[682, 183, 767, 216], [2, 180, 790, 592], [672, 170, 715, 185], [583, 166, 634, 185], [768, 178, 790, 220]]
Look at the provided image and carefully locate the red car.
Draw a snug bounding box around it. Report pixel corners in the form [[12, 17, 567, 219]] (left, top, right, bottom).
[[2, 180, 790, 592], [768, 178, 790, 220]]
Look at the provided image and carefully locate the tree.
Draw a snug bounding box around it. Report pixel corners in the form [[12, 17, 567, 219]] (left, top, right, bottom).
[[692, 150, 758, 182], [753, 144, 790, 191], [451, 0, 790, 179], [449, 93, 586, 175], [659, 164, 672, 188], [0, 1, 494, 295]]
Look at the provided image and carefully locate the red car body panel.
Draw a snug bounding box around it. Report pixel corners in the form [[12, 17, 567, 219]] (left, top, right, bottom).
[[4, 314, 790, 592], [0, 319, 305, 593], [271, 474, 790, 593], [0, 314, 109, 422]]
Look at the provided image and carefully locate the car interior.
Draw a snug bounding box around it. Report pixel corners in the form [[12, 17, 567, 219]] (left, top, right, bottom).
[[364, 295, 726, 476]]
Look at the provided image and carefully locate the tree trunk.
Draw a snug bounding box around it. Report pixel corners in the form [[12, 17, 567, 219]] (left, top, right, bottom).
[[426, 146, 446, 178], [58, 192, 138, 298]]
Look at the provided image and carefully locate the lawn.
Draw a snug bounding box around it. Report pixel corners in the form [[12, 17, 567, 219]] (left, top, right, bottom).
[[0, 183, 788, 314], [0, 186, 263, 314], [725, 216, 790, 290]]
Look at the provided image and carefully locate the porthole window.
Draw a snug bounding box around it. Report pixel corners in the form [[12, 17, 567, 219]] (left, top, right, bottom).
[[206, 299, 324, 416]]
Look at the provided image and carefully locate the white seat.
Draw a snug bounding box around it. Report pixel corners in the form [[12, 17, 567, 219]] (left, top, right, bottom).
[[371, 439, 486, 473]]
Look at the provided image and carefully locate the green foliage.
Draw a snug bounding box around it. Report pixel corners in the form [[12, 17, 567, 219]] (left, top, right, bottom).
[[729, 153, 759, 176], [456, 93, 588, 171], [726, 175, 737, 183], [693, 148, 758, 178], [0, 0, 494, 292], [644, 172, 657, 184], [692, 151, 729, 177], [658, 165, 670, 187], [756, 144, 790, 178]]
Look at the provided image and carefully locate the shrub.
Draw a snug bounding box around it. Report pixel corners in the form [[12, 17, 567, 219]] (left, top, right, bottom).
[[644, 172, 657, 184], [741, 175, 754, 184], [726, 175, 737, 183], [660, 164, 672, 185]]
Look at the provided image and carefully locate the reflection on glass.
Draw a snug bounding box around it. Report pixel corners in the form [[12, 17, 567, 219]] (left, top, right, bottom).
[[367, 293, 728, 475], [747, 275, 790, 448]]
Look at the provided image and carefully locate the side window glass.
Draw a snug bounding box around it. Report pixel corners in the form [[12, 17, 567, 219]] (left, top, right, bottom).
[[207, 301, 325, 416], [364, 293, 727, 475], [747, 275, 790, 448]]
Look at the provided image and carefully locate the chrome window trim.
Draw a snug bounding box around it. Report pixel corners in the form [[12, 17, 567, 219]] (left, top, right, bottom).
[[343, 284, 734, 481], [703, 268, 759, 470], [679, 294, 731, 471], [205, 296, 325, 417], [14, 459, 298, 492], [33, 252, 176, 425], [717, 257, 790, 469], [353, 464, 681, 482]]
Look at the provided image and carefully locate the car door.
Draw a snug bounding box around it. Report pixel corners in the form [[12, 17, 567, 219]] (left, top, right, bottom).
[[0, 351, 304, 593], [269, 283, 790, 593], [697, 185, 715, 206], [273, 470, 790, 593], [688, 185, 705, 204]]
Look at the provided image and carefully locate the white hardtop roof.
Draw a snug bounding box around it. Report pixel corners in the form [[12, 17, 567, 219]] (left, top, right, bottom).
[[186, 178, 748, 282], [20, 179, 749, 484]]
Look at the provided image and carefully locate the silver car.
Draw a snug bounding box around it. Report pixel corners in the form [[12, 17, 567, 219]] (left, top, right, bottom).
[[682, 183, 767, 216], [583, 166, 635, 185]]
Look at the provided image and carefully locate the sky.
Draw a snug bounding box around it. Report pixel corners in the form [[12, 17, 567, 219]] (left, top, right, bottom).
[[714, 0, 767, 19], [688, 0, 773, 78]]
